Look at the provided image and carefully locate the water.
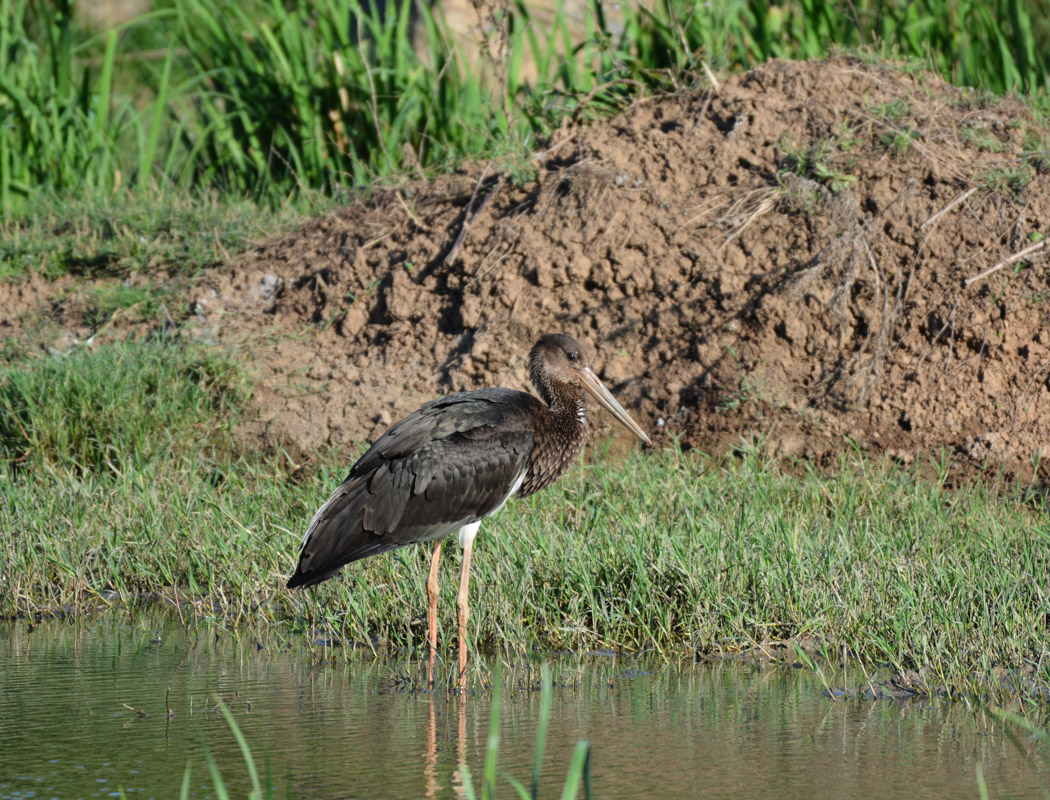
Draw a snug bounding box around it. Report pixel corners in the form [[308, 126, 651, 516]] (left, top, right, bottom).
[[1, 614, 1047, 799]]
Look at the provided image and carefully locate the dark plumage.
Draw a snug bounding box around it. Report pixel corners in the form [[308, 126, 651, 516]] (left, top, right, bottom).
[[286, 333, 650, 689], [287, 389, 537, 588]]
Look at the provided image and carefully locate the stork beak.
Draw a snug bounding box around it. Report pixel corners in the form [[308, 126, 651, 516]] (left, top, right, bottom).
[[575, 366, 652, 445]]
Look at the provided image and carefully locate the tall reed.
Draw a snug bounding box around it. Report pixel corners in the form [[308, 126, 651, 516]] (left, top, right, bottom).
[[3, 0, 1048, 208], [0, 0, 182, 212]]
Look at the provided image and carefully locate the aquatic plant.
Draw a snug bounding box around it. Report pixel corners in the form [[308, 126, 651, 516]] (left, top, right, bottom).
[[460, 667, 592, 800]]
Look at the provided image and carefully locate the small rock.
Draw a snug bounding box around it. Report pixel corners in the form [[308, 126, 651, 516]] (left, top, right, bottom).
[[249, 273, 283, 305]]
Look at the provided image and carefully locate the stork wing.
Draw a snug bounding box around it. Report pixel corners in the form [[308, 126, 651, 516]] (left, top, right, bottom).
[[287, 390, 538, 589]]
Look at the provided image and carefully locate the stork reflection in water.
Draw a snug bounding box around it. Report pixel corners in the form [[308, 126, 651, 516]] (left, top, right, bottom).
[[287, 334, 650, 690]]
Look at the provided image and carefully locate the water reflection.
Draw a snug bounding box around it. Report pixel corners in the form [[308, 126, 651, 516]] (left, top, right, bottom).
[[0, 613, 1048, 799]]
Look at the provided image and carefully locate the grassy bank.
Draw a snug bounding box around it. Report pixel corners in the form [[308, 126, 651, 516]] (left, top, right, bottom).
[[2, 337, 1048, 698]]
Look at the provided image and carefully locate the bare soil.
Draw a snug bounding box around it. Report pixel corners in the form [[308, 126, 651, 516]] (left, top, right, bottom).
[[8, 57, 1050, 484]]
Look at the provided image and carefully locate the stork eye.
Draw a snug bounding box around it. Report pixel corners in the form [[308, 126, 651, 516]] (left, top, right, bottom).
[[566, 351, 578, 362]]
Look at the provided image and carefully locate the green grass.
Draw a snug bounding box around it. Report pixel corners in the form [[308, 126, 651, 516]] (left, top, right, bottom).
[[0, 189, 337, 282], [1, 338, 1047, 699], [977, 162, 1037, 197], [877, 126, 922, 155], [962, 124, 1010, 152], [4, 0, 1050, 215], [0, 336, 247, 474], [867, 99, 915, 122], [777, 136, 858, 193]]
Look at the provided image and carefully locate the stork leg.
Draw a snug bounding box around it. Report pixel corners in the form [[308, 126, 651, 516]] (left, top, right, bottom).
[[426, 540, 443, 689], [456, 537, 474, 693]]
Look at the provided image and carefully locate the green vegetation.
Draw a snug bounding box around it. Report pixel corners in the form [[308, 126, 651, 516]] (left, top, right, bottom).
[[460, 668, 592, 800], [0, 336, 245, 474], [877, 126, 922, 156], [1, 337, 1048, 698], [777, 136, 858, 193], [867, 99, 914, 122], [961, 124, 1009, 152], [185, 701, 281, 800], [0, 185, 336, 283], [977, 163, 1037, 197], [3, 0, 1050, 217]]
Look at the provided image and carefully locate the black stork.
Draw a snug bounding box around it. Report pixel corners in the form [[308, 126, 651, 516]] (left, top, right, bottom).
[[286, 333, 650, 690]]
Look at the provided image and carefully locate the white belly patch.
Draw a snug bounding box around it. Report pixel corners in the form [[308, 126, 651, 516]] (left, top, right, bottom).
[[458, 520, 482, 549]]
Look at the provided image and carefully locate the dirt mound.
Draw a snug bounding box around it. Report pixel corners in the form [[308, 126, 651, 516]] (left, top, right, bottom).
[[194, 56, 1050, 483]]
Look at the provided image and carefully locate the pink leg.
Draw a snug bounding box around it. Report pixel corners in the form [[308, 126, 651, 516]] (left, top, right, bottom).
[[426, 540, 443, 689], [456, 537, 474, 693]]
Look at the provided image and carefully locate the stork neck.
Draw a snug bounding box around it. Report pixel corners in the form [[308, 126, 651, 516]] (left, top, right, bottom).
[[520, 380, 589, 499], [534, 377, 587, 425], [554, 388, 587, 427]]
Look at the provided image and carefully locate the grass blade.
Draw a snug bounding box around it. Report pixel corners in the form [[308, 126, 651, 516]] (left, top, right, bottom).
[[530, 666, 553, 799], [216, 700, 264, 799], [559, 740, 592, 800], [483, 673, 501, 799]]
